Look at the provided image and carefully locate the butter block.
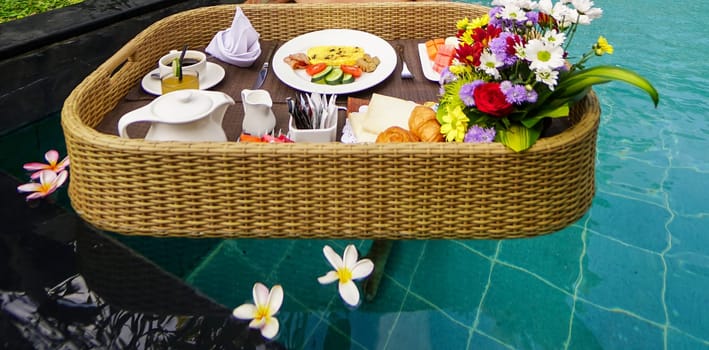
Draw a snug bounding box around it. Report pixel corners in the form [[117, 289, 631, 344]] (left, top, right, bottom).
[[348, 111, 378, 143], [361, 93, 418, 135]]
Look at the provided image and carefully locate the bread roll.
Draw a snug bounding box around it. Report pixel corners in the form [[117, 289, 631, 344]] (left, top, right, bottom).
[[408, 105, 442, 142], [376, 126, 419, 143]]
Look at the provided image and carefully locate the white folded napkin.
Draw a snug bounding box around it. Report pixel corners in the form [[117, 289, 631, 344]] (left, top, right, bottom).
[[205, 7, 262, 67]]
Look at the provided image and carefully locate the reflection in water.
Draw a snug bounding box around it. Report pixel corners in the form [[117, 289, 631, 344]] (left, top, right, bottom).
[[0, 171, 285, 349], [1, 274, 285, 349]]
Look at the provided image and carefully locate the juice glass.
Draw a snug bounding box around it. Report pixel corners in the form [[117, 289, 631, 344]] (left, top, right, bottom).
[[161, 71, 199, 94]]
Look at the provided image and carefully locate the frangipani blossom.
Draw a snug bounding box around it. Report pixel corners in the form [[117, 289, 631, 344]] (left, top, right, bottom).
[[232, 283, 283, 339], [317, 244, 374, 307], [23, 150, 70, 179], [17, 170, 68, 200]]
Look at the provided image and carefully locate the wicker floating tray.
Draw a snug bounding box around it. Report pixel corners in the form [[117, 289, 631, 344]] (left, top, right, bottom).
[[62, 3, 600, 240]]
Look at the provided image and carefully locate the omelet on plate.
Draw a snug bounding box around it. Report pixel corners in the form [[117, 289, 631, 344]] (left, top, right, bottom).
[[307, 46, 365, 66]]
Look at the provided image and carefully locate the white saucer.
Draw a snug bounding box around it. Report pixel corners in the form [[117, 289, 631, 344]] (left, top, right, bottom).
[[141, 62, 226, 95]]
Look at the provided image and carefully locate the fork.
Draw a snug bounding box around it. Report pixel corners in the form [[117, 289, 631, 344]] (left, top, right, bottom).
[[397, 45, 414, 79]]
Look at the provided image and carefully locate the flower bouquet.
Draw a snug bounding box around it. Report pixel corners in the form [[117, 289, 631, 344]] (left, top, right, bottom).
[[436, 0, 659, 152]]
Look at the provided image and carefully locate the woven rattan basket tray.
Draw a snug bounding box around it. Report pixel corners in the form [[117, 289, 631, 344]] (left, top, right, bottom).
[[62, 2, 600, 239]]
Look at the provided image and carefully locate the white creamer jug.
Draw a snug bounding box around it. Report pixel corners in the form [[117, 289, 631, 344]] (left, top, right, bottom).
[[118, 90, 234, 142], [241, 89, 276, 137]]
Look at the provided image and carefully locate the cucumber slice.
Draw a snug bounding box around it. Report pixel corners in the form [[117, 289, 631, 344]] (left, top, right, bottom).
[[310, 66, 333, 82], [341, 73, 354, 84], [312, 78, 326, 84], [325, 68, 344, 85]]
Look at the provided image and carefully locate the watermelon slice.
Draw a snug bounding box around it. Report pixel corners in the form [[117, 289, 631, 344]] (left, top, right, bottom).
[[432, 45, 455, 73]]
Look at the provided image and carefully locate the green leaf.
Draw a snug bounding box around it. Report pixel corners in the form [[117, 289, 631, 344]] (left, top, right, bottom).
[[497, 123, 542, 153], [521, 103, 570, 128], [554, 65, 659, 107]]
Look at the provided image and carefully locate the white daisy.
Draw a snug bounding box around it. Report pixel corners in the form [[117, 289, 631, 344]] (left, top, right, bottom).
[[317, 244, 374, 306], [479, 51, 503, 79], [500, 5, 528, 22], [535, 67, 560, 90], [525, 39, 565, 71], [543, 29, 567, 47]]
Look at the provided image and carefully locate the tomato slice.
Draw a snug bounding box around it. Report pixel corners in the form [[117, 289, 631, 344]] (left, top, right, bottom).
[[306, 63, 328, 76], [340, 65, 363, 78]]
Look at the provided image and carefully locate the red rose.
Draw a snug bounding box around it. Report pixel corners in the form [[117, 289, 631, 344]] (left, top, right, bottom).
[[473, 82, 513, 117]]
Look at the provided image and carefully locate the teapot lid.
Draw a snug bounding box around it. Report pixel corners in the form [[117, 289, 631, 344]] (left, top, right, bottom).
[[152, 90, 214, 123]]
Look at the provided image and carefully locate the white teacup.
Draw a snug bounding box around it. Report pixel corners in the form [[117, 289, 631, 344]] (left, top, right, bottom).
[[158, 50, 207, 78]]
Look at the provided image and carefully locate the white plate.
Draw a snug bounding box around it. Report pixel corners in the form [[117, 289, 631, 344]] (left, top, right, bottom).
[[417, 43, 440, 82], [272, 29, 397, 94], [141, 62, 226, 95]]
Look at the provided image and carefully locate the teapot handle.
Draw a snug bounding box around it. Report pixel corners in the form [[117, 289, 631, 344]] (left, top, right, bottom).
[[117, 108, 156, 139]]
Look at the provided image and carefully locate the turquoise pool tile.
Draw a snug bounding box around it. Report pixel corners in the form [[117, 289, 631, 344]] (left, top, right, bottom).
[[455, 239, 501, 259], [662, 124, 709, 172], [468, 331, 515, 350], [409, 240, 492, 316], [666, 168, 709, 216], [186, 239, 373, 312], [569, 300, 664, 350], [587, 193, 669, 252], [377, 240, 427, 287], [596, 154, 666, 203], [669, 215, 709, 256], [497, 227, 583, 293], [278, 311, 360, 350], [107, 233, 222, 278], [377, 296, 472, 350], [667, 328, 709, 350], [665, 253, 709, 340], [579, 234, 665, 324], [476, 264, 574, 350]]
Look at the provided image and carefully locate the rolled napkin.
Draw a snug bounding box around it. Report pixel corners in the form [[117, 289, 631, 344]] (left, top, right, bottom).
[[205, 7, 261, 67]]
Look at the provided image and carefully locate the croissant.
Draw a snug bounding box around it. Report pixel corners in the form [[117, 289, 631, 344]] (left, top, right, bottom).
[[416, 119, 444, 142], [376, 126, 420, 143], [408, 105, 442, 142]]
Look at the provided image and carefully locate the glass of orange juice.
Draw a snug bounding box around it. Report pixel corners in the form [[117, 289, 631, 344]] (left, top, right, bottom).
[[161, 70, 199, 94]]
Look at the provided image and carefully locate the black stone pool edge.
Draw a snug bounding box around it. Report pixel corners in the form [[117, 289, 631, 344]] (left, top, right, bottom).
[[0, 0, 245, 135]]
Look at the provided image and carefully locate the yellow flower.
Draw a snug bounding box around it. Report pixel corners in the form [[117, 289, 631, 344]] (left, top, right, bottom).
[[594, 36, 614, 56], [456, 17, 470, 30], [440, 105, 470, 142], [470, 14, 489, 29]]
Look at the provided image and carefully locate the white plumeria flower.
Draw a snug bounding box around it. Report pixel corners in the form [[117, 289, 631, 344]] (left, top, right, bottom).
[[535, 67, 560, 90], [543, 29, 566, 47], [317, 244, 374, 307], [232, 283, 283, 339], [525, 39, 565, 71], [479, 51, 503, 79]]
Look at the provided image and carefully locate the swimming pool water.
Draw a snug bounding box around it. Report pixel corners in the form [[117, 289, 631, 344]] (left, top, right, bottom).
[[177, 1, 708, 348], [2, 0, 707, 349]]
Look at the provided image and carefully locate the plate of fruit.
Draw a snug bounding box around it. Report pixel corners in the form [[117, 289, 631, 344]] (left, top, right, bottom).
[[273, 29, 397, 94], [418, 37, 458, 82]]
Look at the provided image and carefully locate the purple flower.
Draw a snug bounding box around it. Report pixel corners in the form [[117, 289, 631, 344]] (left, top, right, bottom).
[[503, 84, 529, 105], [525, 11, 539, 26], [464, 125, 496, 143], [488, 7, 504, 27], [438, 67, 455, 85], [525, 88, 538, 103], [459, 80, 484, 107]]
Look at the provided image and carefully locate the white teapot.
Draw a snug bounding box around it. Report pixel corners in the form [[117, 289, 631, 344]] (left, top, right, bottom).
[[118, 90, 235, 142]]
